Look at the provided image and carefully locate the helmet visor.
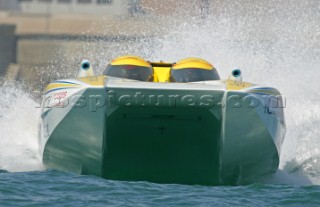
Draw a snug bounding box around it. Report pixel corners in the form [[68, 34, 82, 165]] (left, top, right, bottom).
[[171, 68, 220, 83], [104, 65, 153, 81]]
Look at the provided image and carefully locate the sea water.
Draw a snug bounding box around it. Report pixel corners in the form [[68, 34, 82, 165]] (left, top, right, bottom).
[[1, 0, 320, 206]]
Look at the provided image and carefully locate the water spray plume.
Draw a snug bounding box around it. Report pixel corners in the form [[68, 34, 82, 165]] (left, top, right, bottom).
[[0, 0, 319, 184]]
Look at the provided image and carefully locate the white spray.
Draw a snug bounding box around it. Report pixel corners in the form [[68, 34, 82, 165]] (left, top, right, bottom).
[[0, 0, 319, 185], [0, 81, 44, 172]]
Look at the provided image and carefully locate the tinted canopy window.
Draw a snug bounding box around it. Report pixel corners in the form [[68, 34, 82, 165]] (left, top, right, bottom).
[[103, 65, 153, 81], [171, 68, 220, 83]]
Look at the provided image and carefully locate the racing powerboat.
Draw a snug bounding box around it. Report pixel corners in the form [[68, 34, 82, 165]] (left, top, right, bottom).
[[38, 56, 286, 185]]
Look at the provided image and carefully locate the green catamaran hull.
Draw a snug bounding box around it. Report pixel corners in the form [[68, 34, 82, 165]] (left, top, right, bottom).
[[39, 77, 286, 185]]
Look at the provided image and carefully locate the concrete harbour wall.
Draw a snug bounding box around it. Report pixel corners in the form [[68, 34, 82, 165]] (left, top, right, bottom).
[[0, 24, 16, 76]]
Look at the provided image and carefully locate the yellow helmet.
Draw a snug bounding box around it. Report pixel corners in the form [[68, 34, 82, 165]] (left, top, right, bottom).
[[170, 58, 220, 82], [103, 55, 155, 81]]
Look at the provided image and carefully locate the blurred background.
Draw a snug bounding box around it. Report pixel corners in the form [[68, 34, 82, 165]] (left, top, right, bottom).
[[0, 0, 213, 92], [1, 0, 318, 94]]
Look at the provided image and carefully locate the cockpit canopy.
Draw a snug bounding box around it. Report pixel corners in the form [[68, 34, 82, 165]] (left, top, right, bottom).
[[170, 58, 220, 83], [103, 55, 154, 81], [103, 56, 220, 83]]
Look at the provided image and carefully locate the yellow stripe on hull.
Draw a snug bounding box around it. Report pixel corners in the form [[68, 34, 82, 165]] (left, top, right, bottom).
[[44, 76, 106, 94], [78, 75, 106, 86], [225, 80, 253, 91]]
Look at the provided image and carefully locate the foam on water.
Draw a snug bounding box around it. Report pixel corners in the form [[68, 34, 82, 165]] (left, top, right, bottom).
[[0, 81, 44, 172], [0, 0, 319, 185]]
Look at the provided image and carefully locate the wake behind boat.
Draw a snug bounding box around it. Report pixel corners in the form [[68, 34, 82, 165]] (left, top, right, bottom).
[[38, 56, 286, 185]]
